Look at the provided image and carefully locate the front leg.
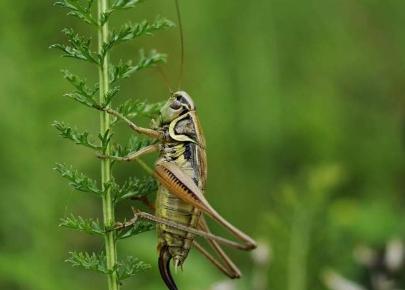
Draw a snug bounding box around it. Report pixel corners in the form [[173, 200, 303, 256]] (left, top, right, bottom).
[[98, 144, 159, 162], [103, 107, 162, 139]]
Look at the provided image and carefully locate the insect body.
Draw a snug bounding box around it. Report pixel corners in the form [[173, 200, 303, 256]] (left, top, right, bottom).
[[104, 91, 257, 290], [155, 91, 207, 282]]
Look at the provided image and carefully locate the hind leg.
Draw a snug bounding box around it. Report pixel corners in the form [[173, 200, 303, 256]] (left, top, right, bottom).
[[115, 210, 254, 251]]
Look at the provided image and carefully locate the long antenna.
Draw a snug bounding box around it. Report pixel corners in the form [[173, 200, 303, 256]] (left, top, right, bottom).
[[157, 66, 173, 94], [174, 0, 184, 90]]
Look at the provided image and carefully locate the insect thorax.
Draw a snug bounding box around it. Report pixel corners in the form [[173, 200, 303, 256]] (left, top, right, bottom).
[[159, 113, 201, 185]]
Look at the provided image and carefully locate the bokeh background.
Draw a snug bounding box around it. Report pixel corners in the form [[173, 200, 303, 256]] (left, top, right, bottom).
[[1, 0, 405, 289]]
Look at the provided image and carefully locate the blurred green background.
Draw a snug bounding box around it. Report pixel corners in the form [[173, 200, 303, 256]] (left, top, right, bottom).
[[1, 0, 405, 289]]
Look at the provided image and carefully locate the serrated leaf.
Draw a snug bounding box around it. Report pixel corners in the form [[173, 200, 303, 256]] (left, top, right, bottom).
[[62, 70, 100, 108], [53, 121, 100, 150], [66, 251, 150, 280], [98, 129, 113, 153], [112, 176, 157, 203], [111, 99, 163, 126], [104, 86, 120, 106], [111, 135, 154, 159], [100, 17, 174, 59], [112, 0, 143, 10], [51, 28, 99, 64], [60, 214, 104, 235], [117, 256, 151, 281], [54, 0, 98, 25], [66, 251, 109, 274], [116, 219, 155, 240], [101, 0, 144, 25], [110, 50, 167, 84], [55, 163, 102, 195]]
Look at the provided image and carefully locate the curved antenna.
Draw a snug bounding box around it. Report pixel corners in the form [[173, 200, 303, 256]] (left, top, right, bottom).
[[174, 0, 184, 90], [157, 66, 174, 94]]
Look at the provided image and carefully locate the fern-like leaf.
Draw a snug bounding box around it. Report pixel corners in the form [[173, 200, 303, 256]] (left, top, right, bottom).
[[112, 0, 143, 10], [111, 135, 155, 159], [116, 220, 155, 240], [98, 129, 113, 153], [60, 214, 104, 235], [55, 0, 98, 25], [111, 99, 163, 126], [55, 163, 102, 195], [66, 251, 109, 273], [51, 28, 99, 64], [100, 17, 174, 59], [112, 176, 157, 203], [101, 0, 144, 25], [117, 256, 151, 281], [53, 121, 100, 150], [110, 50, 167, 84], [62, 70, 99, 108]]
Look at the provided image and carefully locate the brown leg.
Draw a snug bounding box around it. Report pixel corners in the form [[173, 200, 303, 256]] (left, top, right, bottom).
[[104, 107, 161, 139], [120, 211, 253, 251], [114, 211, 245, 279], [192, 241, 240, 278], [154, 161, 257, 251], [198, 217, 242, 276], [193, 217, 242, 278], [98, 144, 159, 162]]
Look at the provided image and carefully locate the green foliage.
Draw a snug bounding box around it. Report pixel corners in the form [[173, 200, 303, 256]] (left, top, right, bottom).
[[62, 70, 99, 108], [111, 135, 154, 159], [111, 0, 143, 10], [51, 28, 99, 64], [264, 165, 344, 290], [98, 129, 114, 153], [109, 50, 167, 85], [101, 17, 174, 59], [52, 1, 171, 288], [53, 121, 100, 150], [112, 99, 163, 125], [66, 251, 109, 274], [60, 214, 104, 235], [55, 163, 102, 195], [117, 256, 151, 281], [55, 0, 97, 25], [102, 0, 144, 25], [66, 251, 151, 282], [111, 175, 157, 203], [116, 220, 155, 240]]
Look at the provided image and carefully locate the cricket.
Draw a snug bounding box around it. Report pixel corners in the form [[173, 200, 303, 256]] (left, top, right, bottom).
[[98, 1, 257, 289]]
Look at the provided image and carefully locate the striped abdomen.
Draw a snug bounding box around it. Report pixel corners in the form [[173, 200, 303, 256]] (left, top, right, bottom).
[[156, 142, 202, 266]]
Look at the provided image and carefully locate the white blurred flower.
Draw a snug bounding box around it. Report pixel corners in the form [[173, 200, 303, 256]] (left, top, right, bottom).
[[385, 239, 403, 272], [209, 280, 236, 290], [353, 244, 376, 267], [251, 241, 271, 266], [323, 270, 366, 290]]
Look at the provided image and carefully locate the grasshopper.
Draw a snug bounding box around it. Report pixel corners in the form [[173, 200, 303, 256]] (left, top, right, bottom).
[[100, 2, 257, 290]]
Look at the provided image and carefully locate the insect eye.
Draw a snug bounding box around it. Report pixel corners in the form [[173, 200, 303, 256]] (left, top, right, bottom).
[[170, 100, 182, 110]]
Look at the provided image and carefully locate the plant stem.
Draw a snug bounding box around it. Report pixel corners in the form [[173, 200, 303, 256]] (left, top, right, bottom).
[[287, 208, 311, 290], [97, 0, 119, 289]]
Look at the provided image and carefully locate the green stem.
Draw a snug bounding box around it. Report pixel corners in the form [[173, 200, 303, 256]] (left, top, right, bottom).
[[287, 208, 311, 290], [97, 0, 119, 289]]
